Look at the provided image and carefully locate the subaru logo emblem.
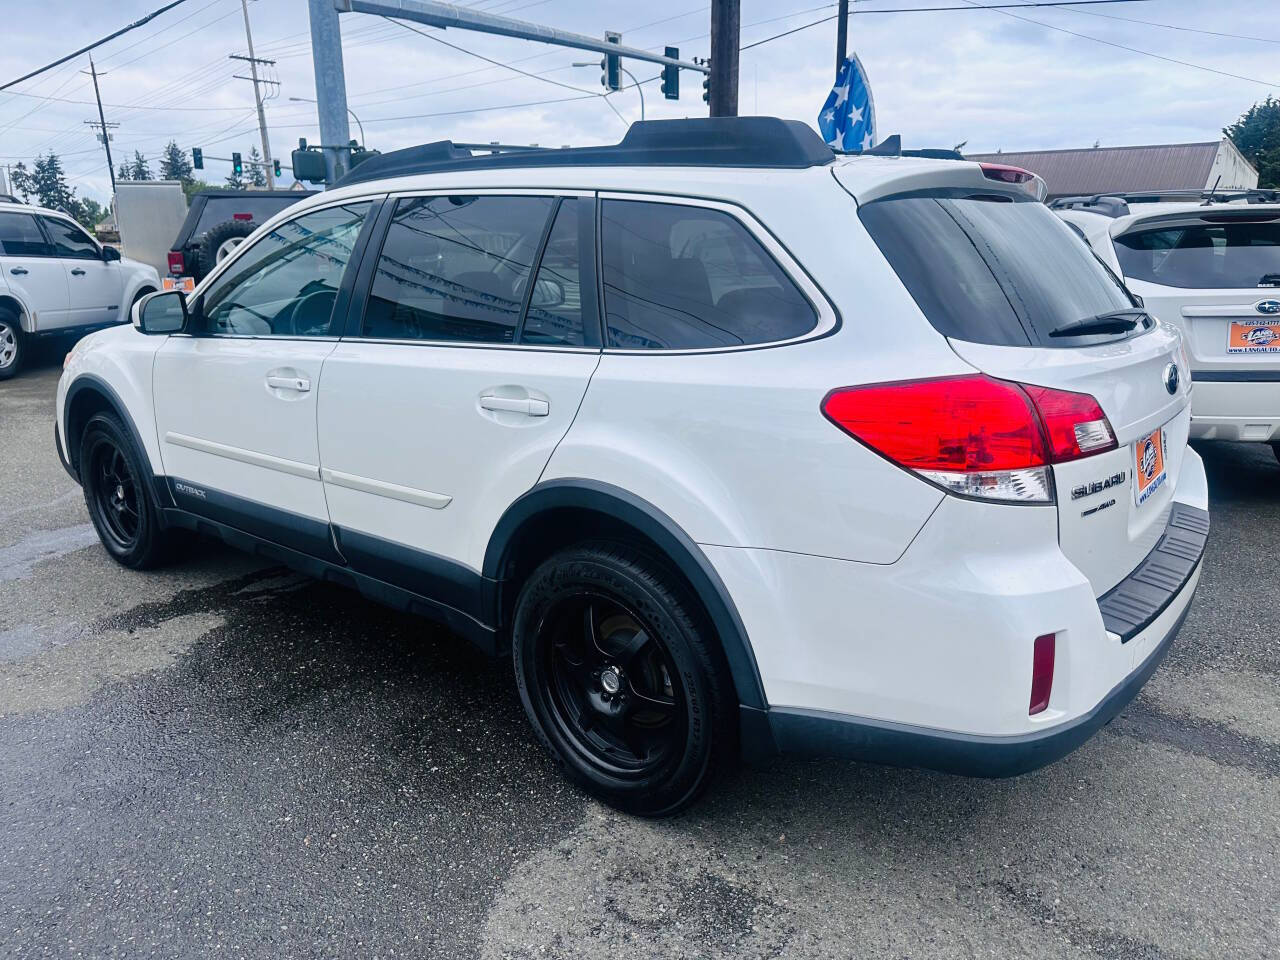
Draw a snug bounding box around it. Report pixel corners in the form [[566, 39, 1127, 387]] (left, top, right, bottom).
[[1256, 299, 1280, 315], [1163, 362, 1179, 395]]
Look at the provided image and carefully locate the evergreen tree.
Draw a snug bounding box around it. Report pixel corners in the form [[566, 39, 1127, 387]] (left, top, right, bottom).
[[159, 140, 194, 184], [1225, 97, 1280, 189], [129, 151, 153, 181], [247, 146, 267, 188], [30, 152, 82, 218], [224, 155, 246, 190], [117, 162, 132, 183], [9, 161, 33, 202]]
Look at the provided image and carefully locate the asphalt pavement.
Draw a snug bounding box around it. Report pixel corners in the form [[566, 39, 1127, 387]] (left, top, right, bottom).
[[1, 355, 1277, 960]]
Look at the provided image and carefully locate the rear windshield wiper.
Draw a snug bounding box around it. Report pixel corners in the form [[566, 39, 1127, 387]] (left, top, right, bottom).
[[1258, 273, 1280, 287], [1048, 308, 1148, 339]]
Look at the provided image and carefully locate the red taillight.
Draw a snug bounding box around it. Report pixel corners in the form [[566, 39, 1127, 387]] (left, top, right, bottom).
[[821, 375, 1116, 503], [980, 162, 1035, 184], [232, 212, 253, 221], [1029, 633, 1056, 715], [1023, 384, 1117, 462], [167, 251, 185, 275]]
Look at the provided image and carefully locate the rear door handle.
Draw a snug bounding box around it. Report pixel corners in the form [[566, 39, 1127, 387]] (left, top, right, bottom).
[[9, 267, 27, 276], [479, 395, 549, 417], [266, 374, 311, 392], [70, 268, 86, 276]]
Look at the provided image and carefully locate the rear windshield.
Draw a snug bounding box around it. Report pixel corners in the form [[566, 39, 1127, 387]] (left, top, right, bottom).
[[194, 197, 303, 235], [1114, 219, 1280, 289], [859, 191, 1136, 347]]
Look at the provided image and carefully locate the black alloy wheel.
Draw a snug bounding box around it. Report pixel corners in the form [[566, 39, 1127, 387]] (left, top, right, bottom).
[[79, 412, 184, 569], [513, 542, 735, 816]]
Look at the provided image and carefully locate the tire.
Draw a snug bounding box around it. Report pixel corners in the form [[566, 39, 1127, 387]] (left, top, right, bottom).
[[79, 412, 183, 569], [197, 219, 256, 278], [512, 541, 737, 816], [0, 311, 23, 381]]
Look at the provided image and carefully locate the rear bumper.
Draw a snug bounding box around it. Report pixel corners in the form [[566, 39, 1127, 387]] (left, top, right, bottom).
[[1189, 377, 1280, 441], [763, 565, 1197, 777]]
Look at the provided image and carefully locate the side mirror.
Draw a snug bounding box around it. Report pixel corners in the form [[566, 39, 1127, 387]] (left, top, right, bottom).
[[133, 290, 188, 335], [102, 246, 121, 262], [530, 277, 566, 310]]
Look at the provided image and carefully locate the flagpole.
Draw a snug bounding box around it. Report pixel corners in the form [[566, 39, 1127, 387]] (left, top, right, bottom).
[[834, 0, 848, 79]]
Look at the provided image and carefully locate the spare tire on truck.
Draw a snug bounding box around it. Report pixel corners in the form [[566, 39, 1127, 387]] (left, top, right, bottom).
[[198, 219, 257, 277]]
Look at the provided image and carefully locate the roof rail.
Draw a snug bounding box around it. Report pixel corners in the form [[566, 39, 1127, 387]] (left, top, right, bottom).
[[334, 117, 834, 187], [1052, 188, 1280, 212], [1049, 195, 1131, 217]]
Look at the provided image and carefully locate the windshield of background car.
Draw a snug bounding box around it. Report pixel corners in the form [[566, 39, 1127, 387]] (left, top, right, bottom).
[[1113, 218, 1280, 289], [859, 189, 1137, 347]]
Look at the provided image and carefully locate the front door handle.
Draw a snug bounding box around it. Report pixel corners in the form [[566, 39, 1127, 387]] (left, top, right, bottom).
[[266, 374, 311, 392], [9, 267, 27, 276], [479, 395, 549, 417], [70, 267, 86, 276]]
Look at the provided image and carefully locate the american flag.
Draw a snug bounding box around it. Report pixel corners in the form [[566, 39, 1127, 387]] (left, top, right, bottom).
[[818, 54, 876, 152]]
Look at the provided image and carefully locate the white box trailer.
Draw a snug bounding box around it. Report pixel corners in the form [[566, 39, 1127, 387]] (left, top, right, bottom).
[[113, 180, 188, 276]]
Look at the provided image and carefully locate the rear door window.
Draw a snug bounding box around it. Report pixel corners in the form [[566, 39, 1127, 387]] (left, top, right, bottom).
[[1114, 220, 1280, 289], [859, 191, 1136, 347], [0, 213, 54, 256], [193, 197, 305, 235], [600, 199, 818, 349], [361, 195, 555, 344]]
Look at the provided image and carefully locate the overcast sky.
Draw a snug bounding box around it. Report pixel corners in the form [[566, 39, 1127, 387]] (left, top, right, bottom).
[[0, 0, 1275, 203]]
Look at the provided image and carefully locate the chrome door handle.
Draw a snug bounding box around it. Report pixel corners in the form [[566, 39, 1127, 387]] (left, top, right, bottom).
[[9, 267, 27, 276], [266, 374, 311, 392], [479, 395, 549, 417], [70, 268, 86, 276]]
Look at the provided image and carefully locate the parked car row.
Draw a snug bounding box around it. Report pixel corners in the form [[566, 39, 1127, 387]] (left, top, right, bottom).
[[46, 117, 1222, 813]]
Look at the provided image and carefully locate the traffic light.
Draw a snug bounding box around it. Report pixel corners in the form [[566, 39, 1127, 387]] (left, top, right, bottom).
[[702, 73, 710, 104], [602, 31, 621, 92], [231, 152, 243, 176], [192, 147, 203, 170], [273, 159, 281, 178], [661, 46, 679, 101]]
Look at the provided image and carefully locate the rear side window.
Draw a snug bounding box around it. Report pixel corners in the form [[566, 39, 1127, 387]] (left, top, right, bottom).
[[1114, 220, 1280, 289], [859, 192, 1135, 347], [362, 195, 554, 344], [600, 200, 817, 349], [0, 214, 53, 256]]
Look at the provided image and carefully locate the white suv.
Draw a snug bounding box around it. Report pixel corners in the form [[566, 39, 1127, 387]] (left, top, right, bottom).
[[1056, 190, 1280, 460], [0, 200, 160, 379], [55, 119, 1209, 814]]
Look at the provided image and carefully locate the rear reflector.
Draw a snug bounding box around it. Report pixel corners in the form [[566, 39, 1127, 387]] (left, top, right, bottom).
[[821, 375, 1117, 503], [166, 251, 185, 275], [1029, 633, 1056, 715], [233, 212, 254, 221]]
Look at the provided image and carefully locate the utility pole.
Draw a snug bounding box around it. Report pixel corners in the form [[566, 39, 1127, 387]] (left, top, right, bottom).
[[708, 0, 739, 118], [307, 0, 351, 186], [232, 0, 275, 189], [84, 54, 116, 194], [835, 0, 849, 79]]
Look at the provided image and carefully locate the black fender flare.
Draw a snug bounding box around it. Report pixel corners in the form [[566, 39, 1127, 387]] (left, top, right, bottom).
[[484, 478, 768, 711], [62, 374, 170, 509]]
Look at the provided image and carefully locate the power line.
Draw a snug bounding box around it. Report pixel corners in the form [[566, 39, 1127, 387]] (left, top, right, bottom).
[[0, 0, 191, 92], [955, 0, 1280, 88], [738, 0, 1154, 52], [1052, 3, 1280, 45]]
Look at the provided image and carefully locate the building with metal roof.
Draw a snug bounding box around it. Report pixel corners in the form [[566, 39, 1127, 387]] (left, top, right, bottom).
[[966, 138, 1257, 200]]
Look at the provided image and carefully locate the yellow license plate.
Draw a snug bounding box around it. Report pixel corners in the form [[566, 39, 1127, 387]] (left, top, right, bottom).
[[1134, 427, 1167, 506], [1227, 320, 1280, 353]]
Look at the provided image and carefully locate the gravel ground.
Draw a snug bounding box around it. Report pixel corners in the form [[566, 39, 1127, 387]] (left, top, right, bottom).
[[1, 358, 1277, 960]]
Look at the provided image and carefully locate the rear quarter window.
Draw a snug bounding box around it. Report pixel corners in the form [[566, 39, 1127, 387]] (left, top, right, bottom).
[[194, 197, 304, 235], [1114, 219, 1280, 289], [859, 191, 1136, 347]]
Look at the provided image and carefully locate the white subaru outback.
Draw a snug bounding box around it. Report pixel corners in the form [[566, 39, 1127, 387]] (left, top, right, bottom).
[[55, 119, 1208, 815], [0, 200, 160, 379], [1056, 190, 1280, 461]]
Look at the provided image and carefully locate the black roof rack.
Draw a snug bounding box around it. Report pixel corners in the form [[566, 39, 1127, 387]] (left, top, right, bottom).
[[1051, 188, 1280, 216], [334, 117, 834, 187], [0, 194, 23, 204]]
